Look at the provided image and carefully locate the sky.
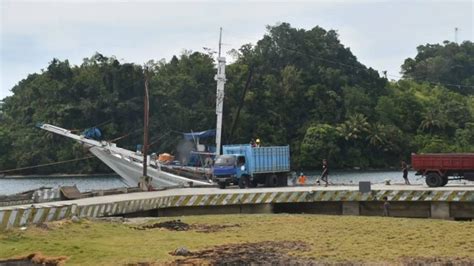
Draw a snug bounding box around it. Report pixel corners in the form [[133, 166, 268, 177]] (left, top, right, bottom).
[[0, 0, 473, 100]]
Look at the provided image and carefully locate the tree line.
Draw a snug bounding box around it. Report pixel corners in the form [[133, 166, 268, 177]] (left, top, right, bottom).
[[1, 23, 473, 174]]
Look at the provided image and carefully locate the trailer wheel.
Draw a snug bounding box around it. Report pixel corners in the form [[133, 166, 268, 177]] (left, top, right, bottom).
[[277, 174, 288, 187], [249, 178, 258, 188], [426, 173, 442, 187], [218, 182, 226, 189]]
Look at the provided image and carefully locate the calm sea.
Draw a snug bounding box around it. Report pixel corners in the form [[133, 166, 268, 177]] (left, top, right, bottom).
[[0, 176, 126, 195], [1, 171, 470, 195]]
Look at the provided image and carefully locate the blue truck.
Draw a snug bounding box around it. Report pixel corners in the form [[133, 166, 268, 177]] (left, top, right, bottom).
[[212, 144, 290, 189]]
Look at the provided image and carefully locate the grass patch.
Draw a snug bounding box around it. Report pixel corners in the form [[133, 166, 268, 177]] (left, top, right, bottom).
[[0, 214, 473, 265]]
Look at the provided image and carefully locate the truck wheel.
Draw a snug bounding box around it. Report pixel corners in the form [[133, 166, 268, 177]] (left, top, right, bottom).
[[218, 182, 226, 189], [238, 176, 249, 189], [426, 173, 442, 187]]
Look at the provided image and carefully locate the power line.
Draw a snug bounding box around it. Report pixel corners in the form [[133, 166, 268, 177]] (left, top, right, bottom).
[[387, 74, 474, 89], [278, 45, 364, 71]]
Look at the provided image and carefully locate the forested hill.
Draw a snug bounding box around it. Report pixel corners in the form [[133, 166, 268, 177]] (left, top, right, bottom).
[[1, 23, 473, 174]]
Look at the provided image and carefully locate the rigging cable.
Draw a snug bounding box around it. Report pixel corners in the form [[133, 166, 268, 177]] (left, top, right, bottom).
[[0, 155, 96, 174], [69, 119, 113, 133]]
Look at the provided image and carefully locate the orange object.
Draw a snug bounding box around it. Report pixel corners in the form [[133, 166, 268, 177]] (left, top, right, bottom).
[[158, 153, 175, 164], [298, 175, 306, 184]]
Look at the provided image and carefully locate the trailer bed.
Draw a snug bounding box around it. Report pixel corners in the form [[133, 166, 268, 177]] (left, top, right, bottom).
[[412, 153, 474, 171]]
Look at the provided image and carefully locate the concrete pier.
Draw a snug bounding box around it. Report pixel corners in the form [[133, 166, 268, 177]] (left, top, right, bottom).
[[1, 184, 473, 230]]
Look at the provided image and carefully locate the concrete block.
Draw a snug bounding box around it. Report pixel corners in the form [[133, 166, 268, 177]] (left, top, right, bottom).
[[342, 201, 360, 216], [360, 202, 430, 218], [359, 182, 371, 193], [431, 202, 451, 219], [450, 202, 474, 219]]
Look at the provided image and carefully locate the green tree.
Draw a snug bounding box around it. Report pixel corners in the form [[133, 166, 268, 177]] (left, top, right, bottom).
[[401, 41, 474, 94], [300, 124, 342, 168]]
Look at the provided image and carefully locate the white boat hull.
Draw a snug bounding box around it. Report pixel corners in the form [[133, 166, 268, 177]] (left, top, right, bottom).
[[39, 124, 213, 188], [90, 147, 212, 187]]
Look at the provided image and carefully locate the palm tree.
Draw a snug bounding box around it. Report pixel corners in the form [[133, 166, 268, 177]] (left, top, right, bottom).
[[419, 108, 448, 134], [366, 123, 386, 148], [337, 114, 369, 141]]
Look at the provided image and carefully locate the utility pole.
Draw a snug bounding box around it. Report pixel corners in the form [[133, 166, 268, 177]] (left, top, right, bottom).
[[215, 27, 226, 156]]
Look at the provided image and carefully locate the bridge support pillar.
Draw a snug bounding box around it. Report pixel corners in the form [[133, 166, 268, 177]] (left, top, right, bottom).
[[430, 202, 450, 219], [342, 201, 360, 216]]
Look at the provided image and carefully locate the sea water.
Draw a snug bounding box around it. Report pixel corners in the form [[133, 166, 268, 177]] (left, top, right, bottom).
[[1, 170, 470, 195], [0, 176, 126, 195]]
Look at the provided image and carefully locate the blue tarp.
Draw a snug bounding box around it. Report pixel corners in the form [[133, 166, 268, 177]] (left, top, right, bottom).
[[83, 127, 102, 140], [183, 129, 216, 140]]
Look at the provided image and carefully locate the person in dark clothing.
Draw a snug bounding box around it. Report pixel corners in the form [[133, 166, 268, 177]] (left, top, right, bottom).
[[320, 159, 329, 187], [402, 161, 410, 185], [383, 196, 390, 217], [250, 139, 256, 147]]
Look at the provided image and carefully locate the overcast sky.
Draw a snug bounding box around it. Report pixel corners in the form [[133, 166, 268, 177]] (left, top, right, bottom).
[[1, 0, 472, 100]]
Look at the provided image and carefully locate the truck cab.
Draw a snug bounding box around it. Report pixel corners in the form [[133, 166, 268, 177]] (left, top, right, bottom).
[[213, 154, 248, 189]]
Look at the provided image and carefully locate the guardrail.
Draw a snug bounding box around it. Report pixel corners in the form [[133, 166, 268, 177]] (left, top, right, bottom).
[[1, 188, 473, 230]]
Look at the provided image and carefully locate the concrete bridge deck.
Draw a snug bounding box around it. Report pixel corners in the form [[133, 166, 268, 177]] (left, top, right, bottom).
[[1, 184, 473, 230]]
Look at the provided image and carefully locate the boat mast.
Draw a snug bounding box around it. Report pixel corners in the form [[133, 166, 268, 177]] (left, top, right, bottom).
[[215, 27, 226, 156], [143, 68, 150, 178]]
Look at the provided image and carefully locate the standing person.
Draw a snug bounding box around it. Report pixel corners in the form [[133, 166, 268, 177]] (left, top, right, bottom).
[[298, 172, 306, 185], [320, 159, 329, 187], [402, 161, 410, 185], [383, 196, 390, 217], [250, 138, 256, 147]]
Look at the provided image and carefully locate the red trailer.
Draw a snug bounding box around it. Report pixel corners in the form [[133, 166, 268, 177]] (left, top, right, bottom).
[[411, 153, 474, 187]]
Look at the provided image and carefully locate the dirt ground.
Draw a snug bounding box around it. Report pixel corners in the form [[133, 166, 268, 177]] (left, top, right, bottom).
[[0, 252, 68, 266], [131, 220, 190, 231], [168, 242, 474, 265], [170, 241, 316, 265], [130, 219, 240, 233]]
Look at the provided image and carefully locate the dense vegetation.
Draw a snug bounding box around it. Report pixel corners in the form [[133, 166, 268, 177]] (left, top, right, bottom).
[[0, 23, 473, 174]]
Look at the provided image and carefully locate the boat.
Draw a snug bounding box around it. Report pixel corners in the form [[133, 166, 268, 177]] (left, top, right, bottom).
[[38, 30, 227, 188], [38, 123, 213, 188]]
